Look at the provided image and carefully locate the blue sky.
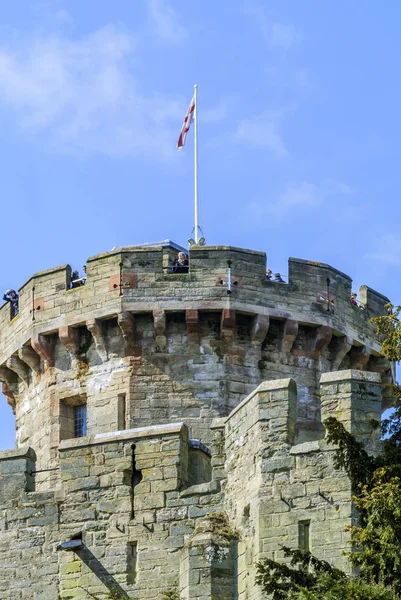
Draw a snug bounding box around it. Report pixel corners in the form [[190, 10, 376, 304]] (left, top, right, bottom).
[[0, 0, 400, 449]]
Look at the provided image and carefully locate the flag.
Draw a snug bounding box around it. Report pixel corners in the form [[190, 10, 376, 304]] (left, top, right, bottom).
[[177, 95, 195, 149]]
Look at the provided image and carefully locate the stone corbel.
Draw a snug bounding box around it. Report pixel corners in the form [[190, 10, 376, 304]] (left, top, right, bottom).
[[118, 312, 137, 356], [186, 309, 200, 350], [59, 326, 80, 359], [279, 319, 299, 353], [350, 346, 371, 370], [2, 381, 16, 413], [0, 367, 17, 411], [221, 309, 236, 344], [309, 325, 332, 358], [368, 356, 392, 375], [6, 356, 30, 382], [18, 345, 41, 374], [186, 309, 199, 334], [31, 334, 55, 368], [153, 310, 167, 351], [330, 335, 353, 369], [86, 319, 107, 362], [251, 314, 270, 345]]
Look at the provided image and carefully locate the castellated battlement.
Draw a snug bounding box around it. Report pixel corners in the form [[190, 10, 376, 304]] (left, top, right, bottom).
[[0, 370, 383, 599], [0, 241, 394, 599]]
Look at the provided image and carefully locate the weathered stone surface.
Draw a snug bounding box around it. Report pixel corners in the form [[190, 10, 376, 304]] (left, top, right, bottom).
[[0, 241, 392, 599]]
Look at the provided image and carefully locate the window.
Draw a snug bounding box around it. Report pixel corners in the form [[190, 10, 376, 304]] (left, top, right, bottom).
[[59, 395, 87, 441], [117, 393, 127, 430], [74, 405, 87, 438], [127, 542, 138, 584], [298, 520, 310, 552]]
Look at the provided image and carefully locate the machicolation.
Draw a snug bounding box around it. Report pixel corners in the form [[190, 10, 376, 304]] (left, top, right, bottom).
[[0, 240, 394, 599]]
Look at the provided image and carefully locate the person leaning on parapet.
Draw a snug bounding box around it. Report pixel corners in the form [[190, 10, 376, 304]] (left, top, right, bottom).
[[3, 289, 19, 317], [266, 269, 272, 280], [274, 273, 284, 282], [173, 252, 189, 274], [70, 270, 83, 289], [351, 292, 358, 306]]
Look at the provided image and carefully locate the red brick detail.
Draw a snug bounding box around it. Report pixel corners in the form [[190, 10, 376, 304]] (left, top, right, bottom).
[[32, 297, 45, 313], [2, 382, 15, 413], [109, 273, 137, 292], [216, 274, 242, 288], [186, 309, 199, 333], [309, 326, 332, 356], [32, 334, 55, 367], [59, 326, 79, 356], [221, 309, 236, 330]]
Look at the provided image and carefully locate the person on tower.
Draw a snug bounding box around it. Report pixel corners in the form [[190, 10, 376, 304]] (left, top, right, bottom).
[[3, 289, 19, 317], [173, 252, 189, 273]]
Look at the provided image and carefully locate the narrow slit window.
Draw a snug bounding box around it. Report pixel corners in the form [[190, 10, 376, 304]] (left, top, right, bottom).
[[298, 520, 310, 552], [131, 444, 143, 518], [127, 542, 138, 584], [118, 393, 127, 430], [74, 405, 87, 438]]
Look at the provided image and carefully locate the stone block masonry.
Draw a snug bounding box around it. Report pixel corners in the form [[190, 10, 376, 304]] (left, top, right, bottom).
[[0, 240, 394, 599]]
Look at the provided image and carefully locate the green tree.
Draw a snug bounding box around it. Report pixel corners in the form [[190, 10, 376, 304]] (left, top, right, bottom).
[[256, 304, 401, 598]]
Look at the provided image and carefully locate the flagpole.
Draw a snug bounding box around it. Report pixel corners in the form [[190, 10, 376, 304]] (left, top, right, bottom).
[[194, 84, 199, 244]]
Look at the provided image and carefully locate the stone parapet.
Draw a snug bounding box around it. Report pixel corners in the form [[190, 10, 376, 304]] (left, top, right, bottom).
[[0, 244, 389, 369], [321, 370, 382, 453]]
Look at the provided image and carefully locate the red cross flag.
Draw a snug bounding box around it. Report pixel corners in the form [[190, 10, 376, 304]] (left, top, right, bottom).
[[177, 94, 195, 149]]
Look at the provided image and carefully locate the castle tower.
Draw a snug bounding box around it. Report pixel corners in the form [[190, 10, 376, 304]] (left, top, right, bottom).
[[0, 241, 393, 599]]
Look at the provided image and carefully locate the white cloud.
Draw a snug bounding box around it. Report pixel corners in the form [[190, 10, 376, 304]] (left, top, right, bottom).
[[248, 180, 353, 220], [234, 110, 289, 157], [243, 5, 301, 51], [269, 23, 301, 50], [366, 235, 401, 265], [55, 9, 73, 26], [0, 26, 185, 159], [148, 0, 187, 44]]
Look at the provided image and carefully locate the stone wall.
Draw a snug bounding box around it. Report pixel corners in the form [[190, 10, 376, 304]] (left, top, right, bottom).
[[0, 370, 383, 600], [0, 240, 392, 599], [0, 242, 392, 488]]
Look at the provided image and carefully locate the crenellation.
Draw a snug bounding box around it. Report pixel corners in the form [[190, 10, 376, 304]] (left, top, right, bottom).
[[0, 241, 395, 599]]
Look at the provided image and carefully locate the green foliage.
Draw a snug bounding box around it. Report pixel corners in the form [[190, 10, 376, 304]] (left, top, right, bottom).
[[161, 590, 181, 600], [371, 304, 401, 363], [255, 546, 345, 599], [324, 416, 375, 491], [257, 304, 401, 598], [256, 548, 397, 599]]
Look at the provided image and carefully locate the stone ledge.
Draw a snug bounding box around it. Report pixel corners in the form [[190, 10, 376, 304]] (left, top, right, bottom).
[[0, 446, 36, 461], [180, 479, 220, 497], [19, 264, 69, 293], [59, 422, 186, 451], [320, 370, 382, 384], [226, 378, 296, 422], [289, 440, 321, 455]]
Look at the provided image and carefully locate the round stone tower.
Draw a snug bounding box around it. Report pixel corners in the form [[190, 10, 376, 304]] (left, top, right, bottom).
[[0, 240, 392, 489]]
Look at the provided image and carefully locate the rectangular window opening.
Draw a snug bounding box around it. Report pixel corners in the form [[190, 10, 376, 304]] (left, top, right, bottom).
[[298, 520, 310, 553], [74, 404, 87, 438], [131, 444, 143, 519], [127, 541, 138, 585], [117, 393, 127, 431]]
